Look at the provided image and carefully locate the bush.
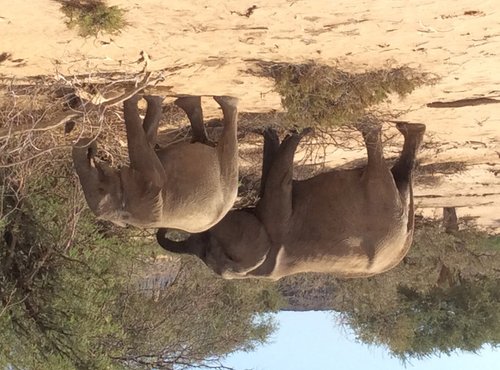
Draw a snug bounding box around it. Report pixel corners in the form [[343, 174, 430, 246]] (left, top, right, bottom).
[[254, 61, 432, 129], [335, 219, 500, 361], [57, 0, 127, 37], [0, 167, 280, 369]]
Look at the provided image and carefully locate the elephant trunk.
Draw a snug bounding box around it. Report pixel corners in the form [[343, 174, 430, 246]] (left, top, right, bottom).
[[72, 138, 103, 215], [156, 228, 206, 258]]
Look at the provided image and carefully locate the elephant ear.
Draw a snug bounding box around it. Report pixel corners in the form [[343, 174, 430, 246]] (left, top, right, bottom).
[[120, 167, 164, 221], [209, 241, 268, 277], [207, 211, 272, 277]]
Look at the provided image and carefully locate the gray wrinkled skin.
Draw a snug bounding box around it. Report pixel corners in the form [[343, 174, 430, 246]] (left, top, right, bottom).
[[157, 122, 425, 280], [72, 95, 239, 233]]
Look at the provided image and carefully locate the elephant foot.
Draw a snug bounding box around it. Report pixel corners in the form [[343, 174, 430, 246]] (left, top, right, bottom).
[[395, 122, 426, 151], [289, 127, 313, 138], [214, 95, 239, 113], [174, 96, 202, 114], [144, 95, 164, 107], [124, 94, 141, 107], [282, 128, 311, 147], [263, 127, 280, 143], [395, 121, 426, 138], [358, 122, 382, 145], [395, 122, 426, 156], [302, 127, 314, 137]]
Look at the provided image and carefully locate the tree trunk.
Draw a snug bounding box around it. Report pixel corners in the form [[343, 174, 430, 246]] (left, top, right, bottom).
[[443, 207, 459, 234]]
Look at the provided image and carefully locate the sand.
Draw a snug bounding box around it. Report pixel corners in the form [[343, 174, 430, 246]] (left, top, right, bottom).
[[1, 0, 498, 230]]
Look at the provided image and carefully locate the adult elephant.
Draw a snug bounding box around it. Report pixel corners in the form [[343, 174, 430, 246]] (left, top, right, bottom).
[[157, 122, 426, 280], [72, 95, 239, 232]]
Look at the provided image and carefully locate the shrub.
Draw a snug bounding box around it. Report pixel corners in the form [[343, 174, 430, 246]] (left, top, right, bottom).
[[254, 61, 432, 129], [57, 0, 127, 37]]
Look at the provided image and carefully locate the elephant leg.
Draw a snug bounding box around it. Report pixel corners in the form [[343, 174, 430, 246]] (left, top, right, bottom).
[[260, 128, 281, 198], [142, 95, 164, 147], [360, 123, 386, 170], [391, 122, 426, 197], [175, 96, 212, 145], [359, 122, 403, 213], [123, 95, 166, 186], [214, 96, 239, 185], [360, 123, 398, 183], [256, 130, 308, 241]]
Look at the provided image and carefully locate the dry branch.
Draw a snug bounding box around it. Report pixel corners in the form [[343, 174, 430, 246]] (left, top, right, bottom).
[[0, 71, 163, 139]]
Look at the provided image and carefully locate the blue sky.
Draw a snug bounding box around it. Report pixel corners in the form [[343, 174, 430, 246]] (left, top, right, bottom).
[[225, 311, 500, 370]]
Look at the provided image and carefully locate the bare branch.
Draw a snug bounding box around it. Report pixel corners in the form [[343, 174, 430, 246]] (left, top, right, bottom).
[[0, 71, 164, 139]]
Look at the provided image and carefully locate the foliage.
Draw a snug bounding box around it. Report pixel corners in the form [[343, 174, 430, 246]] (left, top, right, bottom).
[[57, 0, 127, 37], [344, 279, 500, 360], [334, 218, 500, 360], [0, 161, 279, 369], [254, 61, 432, 129], [114, 259, 280, 368], [0, 77, 280, 370], [277, 272, 337, 311], [0, 164, 130, 369]]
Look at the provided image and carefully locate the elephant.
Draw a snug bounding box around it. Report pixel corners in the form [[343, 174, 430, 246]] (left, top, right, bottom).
[[156, 122, 426, 280], [72, 95, 239, 232]]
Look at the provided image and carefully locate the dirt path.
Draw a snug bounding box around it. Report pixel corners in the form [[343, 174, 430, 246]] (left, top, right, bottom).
[[1, 0, 499, 230]]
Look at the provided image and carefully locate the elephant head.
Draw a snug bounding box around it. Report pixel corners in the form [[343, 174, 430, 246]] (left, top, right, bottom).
[[157, 210, 272, 278], [72, 138, 125, 225]]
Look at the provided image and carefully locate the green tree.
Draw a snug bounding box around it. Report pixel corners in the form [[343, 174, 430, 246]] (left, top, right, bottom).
[[335, 219, 500, 360], [0, 165, 279, 369], [398, 280, 500, 358]]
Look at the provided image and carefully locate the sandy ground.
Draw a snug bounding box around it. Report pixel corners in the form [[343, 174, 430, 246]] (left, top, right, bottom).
[[1, 0, 499, 231]]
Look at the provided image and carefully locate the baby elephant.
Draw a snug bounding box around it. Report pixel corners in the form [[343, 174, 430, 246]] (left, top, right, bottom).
[[72, 95, 239, 233], [157, 122, 426, 280]]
